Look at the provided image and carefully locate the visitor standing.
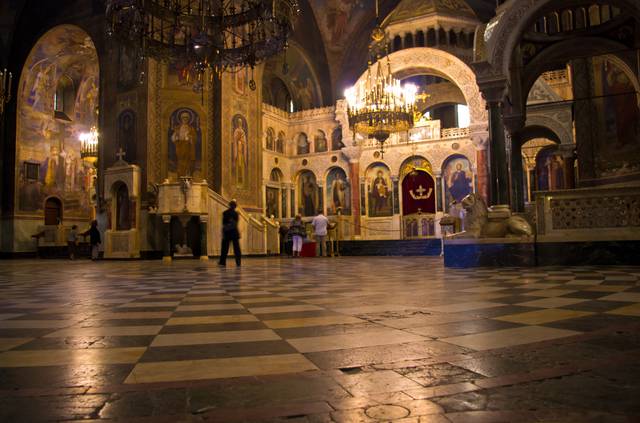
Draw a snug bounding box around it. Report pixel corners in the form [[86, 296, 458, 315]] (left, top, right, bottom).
[[67, 225, 78, 260], [278, 224, 290, 256], [312, 210, 329, 257], [290, 214, 305, 257], [82, 221, 101, 260], [219, 200, 241, 267]]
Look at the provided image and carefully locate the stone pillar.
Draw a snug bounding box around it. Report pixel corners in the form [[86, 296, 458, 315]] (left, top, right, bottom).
[[570, 58, 597, 183], [487, 101, 510, 205], [162, 214, 172, 263], [471, 130, 489, 204], [341, 145, 362, 237], [559, 144, 576, 189], [509, 132, 525, 212], [199, 215, 208, 260]]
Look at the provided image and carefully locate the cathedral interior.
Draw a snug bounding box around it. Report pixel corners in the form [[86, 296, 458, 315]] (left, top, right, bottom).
[[0, 0, 640, 421]]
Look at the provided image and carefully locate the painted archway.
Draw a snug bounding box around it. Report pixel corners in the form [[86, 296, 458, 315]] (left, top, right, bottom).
[[353, 47, 488, 130], [15, 25, 99, 219]]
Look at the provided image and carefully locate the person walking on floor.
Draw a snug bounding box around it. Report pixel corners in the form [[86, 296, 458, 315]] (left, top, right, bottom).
[[219, 200, 241, 267], [312, 210, 329, 257], [290, 214, 305, 257], [67, 225, 78, 260], [82, 221, 101, 260]]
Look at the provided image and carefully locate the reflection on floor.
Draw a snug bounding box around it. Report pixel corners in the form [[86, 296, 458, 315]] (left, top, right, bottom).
[[0, 257, 639, 422]]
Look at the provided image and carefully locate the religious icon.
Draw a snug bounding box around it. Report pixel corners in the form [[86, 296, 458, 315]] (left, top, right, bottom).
[[266, 187, 279, 218], [297, 133, 309, 155], [326, 167, 350, 215], [314, 130, 328, 153], [367, 164, 393, 217], [170, 110, 198, 177], [331, 126, 344, 150], [276, 131, 285, 153], [232, 114, 249, 187], [443, 156, 473, 209], [266, 127, 275, 151], [117, 110, 136, 163], [299, 171, 318, 217]]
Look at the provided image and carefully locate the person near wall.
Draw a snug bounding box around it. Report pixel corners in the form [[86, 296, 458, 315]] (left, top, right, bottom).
[[289, 214, 305, 258], [67, 225, 78, 260], [278, 224, 290, 256], [81, 221, 101, 260], [312, 210, 329, 257], [219, 200, 241, 267]]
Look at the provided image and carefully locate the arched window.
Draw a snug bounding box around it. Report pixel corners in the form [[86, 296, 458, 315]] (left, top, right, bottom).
[[426, 28, 436, 46], [404, 33, 414, 49], [296, 133, 309, 155], [416, 31, 425, 47], [53, 74, 75, 118], [314, 130, 327, 153], [265, 127, 275, 151], [393, 35, 402, 52]]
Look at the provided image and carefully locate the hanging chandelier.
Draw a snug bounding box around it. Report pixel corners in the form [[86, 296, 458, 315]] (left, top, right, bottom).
[[105, 0, 299, 86], [79, 126, 99, 164], [344, 0, 416, 158]]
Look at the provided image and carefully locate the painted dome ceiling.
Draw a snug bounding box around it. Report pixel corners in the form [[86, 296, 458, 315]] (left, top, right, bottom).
[[384, 0, 477, 26]]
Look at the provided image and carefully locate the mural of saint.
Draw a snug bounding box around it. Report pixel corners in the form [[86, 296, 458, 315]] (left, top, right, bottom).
[[326, 167, 350, 215], [169, 109, 200, 177], [232, 114, 249, 187], [314, 130, 328, 153], [367, 164, 393, 217], [443, 156, 473, 208], [299, 171, 318, 217], [265, 127, 275, 150], [266, 187, 279, 218], [297, 133, 310, 155], [276, 131, 285, 153], [331, 126, 344, 150], [536, 148, 564, 191]]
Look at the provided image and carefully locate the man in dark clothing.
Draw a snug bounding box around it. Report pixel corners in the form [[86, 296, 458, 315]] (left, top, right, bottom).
[[219, 200, 241, 267], [82, 220, 101, 260]]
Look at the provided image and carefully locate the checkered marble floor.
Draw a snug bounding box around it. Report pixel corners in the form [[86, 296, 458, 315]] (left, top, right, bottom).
[[1, 257, 640, 422]]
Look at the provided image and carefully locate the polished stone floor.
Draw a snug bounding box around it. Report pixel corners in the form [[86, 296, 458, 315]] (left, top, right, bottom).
[[1, 257, 640, 422]]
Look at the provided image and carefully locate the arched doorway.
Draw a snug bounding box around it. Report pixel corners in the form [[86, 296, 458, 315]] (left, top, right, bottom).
[[44, 197, 63, 225], [399, 157, 436, 238]]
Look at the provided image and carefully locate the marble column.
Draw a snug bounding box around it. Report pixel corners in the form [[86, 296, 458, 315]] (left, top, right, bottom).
[[162, 214, 172, 263], [559, 144, 577, 189], [570, 57, 597, 183], [471, 131, 490, 204], [487, 101, 510, 205], [509, 132, 525, 212], [199, 215, 208, 260], [341, 145, 362, 237]]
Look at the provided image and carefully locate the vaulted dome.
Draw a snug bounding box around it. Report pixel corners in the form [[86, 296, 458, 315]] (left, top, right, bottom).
[[384, 0, 477, 26]]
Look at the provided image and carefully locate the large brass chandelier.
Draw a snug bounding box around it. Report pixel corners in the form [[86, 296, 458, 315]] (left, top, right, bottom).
[[344, 1, 416, 158], [106, 0, 299, 86]]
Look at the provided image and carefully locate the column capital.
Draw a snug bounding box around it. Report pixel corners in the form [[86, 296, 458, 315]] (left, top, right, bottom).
[[341, 145, 362, 163], [558, 143, 576, 159]]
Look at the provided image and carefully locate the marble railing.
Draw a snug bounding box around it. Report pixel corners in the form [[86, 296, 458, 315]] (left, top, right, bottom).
[[534, 185, 640, 241]]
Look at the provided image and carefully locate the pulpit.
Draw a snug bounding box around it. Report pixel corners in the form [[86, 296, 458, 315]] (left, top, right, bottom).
[[103, 153, 141, 258]]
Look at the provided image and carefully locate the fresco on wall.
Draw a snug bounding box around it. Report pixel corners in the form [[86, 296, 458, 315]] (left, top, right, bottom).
[[331, 126, 344, 150], [232, 114, 249, 188], [314, 130, 328, 153], [536, 147, 565, 191], [265, 127, 275, 150], [309, 0, 367, 53], [117, 44, 137, 89], [297, 133, 310, 155], [592, 57, 640, 177], [168, 108, 202, 179], [326, 167, 350, 215], [262, 46, 320, 110], [266, 186, 279, 218], [16, 25, 99, 217], [276, 131, 285, 153], [443, 155, 473, 209], [117, 110, 136, 164], [298, 171, 319, 217], [367, 163, 393, 217]]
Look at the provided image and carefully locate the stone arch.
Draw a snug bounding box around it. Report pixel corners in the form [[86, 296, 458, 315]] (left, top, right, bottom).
[[486, 0, 640, 78], [354, 48, 487, 130], [269, 167, 284, 183], [524, 114, 571, 146]]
